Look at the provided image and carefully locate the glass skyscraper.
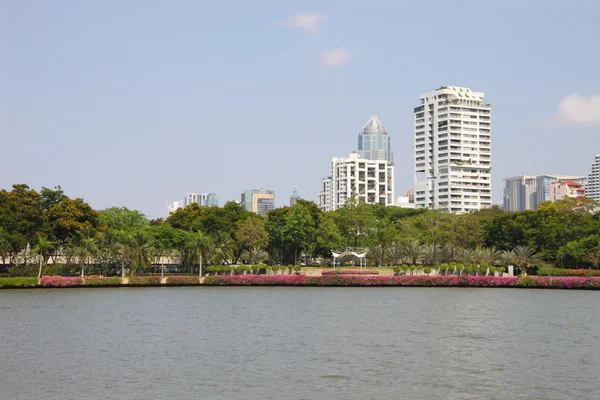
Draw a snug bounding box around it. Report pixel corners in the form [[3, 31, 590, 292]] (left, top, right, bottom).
[[358, 114, 393, 163]]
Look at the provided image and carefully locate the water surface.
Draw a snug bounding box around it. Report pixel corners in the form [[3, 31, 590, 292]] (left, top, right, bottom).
[[1, 287, 599, 399]]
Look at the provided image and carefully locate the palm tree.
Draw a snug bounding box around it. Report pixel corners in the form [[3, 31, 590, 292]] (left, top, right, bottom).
[[454, 248, 474, 263], [511, 245, 540, 275], [404, 240, 424, 266], [127, 230, 155, 275], [367, 245, 383, 267], [240, 247, 268, 264], [33, 234, 54, 279], [78, 236, 98, 278], [185, 231, 212, 276], [422, 243, 440, 265], [211, 231, 236, 265], [386, 242, 404, 266]]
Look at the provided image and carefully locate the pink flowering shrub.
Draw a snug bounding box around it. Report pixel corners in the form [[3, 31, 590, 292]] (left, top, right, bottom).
[[203, 275, 600, 289], [39, 276, 83, 287], [128, 276, 161, 286]]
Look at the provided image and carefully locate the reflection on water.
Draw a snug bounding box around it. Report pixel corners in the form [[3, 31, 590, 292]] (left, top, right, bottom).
[[1, 287, 599, 400]]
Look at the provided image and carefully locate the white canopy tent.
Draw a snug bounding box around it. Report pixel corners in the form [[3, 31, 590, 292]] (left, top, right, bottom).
[[331, 249, 369, 270]]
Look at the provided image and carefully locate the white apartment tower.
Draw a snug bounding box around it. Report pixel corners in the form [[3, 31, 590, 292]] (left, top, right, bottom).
[[413, 86, 492, 213], [319, 152, 394, 212], [586, 154, 600, 202]]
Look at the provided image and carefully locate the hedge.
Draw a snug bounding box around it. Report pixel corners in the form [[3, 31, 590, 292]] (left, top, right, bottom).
[[322, 270, 379, 275], [39, 276, 82, 287], [128, 276, 162, 286], [538, 268, 600, 277], [0, 277, 38, 288], [166, 276, 200, 285], [203, 275, 600, 289], [83, 277, 123, 286]]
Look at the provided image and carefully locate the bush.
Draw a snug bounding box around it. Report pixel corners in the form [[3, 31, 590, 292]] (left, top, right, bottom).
[[128, 276, 161, 286], [423, 267, 432, 274], [166, 276, 200, 285], [0, 277, 38, 288], [39, 276, 82, 287], [8, 265, 39, 277], [84, 277, 122, 286], [202, 275, 600, 289], [392, 266, 401, 274], [537, 268, 600, 277]]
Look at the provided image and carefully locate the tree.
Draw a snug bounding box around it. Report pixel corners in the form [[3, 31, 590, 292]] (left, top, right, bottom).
[[240, 247, 268, 264], [404, 240, 424, 265], [184, 231, 212, 276], [334, 199, 377, 248], [32, 234, 54, 279], [511, 245, 540, 275], [77, 233, 98, 278], [234, 217, 269, 252], [0, 184, 44, 259], [98, 207, 148, 232], [127, 230, 155, 275], [282, 205, 316, 265]]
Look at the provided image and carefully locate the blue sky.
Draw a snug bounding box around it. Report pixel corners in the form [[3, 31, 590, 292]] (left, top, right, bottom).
[[2, 0, 600, 218]]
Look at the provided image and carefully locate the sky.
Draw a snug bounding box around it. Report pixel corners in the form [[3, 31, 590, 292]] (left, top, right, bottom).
[[2, 0, 600, 218]]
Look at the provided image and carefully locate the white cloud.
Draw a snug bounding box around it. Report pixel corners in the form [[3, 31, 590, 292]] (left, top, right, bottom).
[[319, 47, 357, 68], [284, 13, 327, 35], [547, 94, 600, 126]]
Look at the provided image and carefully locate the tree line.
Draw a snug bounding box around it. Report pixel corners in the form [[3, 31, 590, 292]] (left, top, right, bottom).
[[1, 184, 599, 276]]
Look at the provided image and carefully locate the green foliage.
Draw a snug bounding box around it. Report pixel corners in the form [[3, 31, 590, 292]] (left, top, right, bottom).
[[84, 277, 122, 286], [0, 277, 38, 288], [423, 267, 432, 274]]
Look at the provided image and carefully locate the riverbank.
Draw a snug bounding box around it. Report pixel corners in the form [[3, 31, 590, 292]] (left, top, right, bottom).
[[1, 275, 600, 289]]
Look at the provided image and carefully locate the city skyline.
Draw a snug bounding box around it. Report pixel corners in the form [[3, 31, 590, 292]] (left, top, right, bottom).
[[3, 1, 600, 218]]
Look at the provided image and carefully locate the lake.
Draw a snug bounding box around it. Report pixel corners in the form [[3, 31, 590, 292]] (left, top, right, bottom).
[[1, 287, 599, 399]]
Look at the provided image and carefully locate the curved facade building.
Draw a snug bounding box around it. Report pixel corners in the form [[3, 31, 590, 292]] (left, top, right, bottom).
[[358, 114, 393, 163]]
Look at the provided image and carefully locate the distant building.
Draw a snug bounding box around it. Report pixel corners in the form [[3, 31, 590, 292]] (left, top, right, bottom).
[[394, 195, 415, 209], [290, 189, 301, 207], [586, 154, 600, 201], [184, 192, 218, 207], [358, 114, 393, 163], [503, 174, 587, 211], [503, 175, 537, 212], [166, 201, 183, 215], [241, 189, 275, 217], [550, 180, 585, 202], [413, 86, 492, 213], [319, 178, 333, 212], [319, 152, 394, 212]]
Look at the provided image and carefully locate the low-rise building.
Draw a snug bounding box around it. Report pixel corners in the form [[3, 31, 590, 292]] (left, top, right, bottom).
[[550, 180, 585, 202]]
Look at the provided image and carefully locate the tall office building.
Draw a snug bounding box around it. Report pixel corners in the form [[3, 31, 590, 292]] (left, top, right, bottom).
[[586, 154, 600, 201], [358, 114, 393, 162], [413, 86, 492, 213], [503, 174, 587, 211], [318, 152, 394, 212], [241, 189, 275, 217], [503, 176, 537, 212], [184, 192, 218, 207]]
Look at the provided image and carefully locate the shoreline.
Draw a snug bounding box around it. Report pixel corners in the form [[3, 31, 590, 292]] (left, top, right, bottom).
[[1, 275, 599, 290]]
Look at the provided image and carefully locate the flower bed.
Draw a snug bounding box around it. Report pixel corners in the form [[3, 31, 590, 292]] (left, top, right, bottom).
[[537, 268, 600, 277], [322, 270, 379, 275], [39, 276, 83, 287], [83, 277, 123, 286], [203, 275, 600, 289], [0, 277, 38, 288], [166, 276, 200, 285], [128, 276, 162, 286]]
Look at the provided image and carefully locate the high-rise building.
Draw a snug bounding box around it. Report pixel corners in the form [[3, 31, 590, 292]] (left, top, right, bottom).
[[413, 86, 492, 213], [358, 114, 393, 162], [503, 174, 587, 211], [586, 154, 600, 201], [319, 152, 394, 212], [184, 192, 218, 207], [166, 201, 183, 215], [319, 177, 333, 212], [289, 189, 301, 207], [503, 176, 537, 212], [241, 189, 275, 217]]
